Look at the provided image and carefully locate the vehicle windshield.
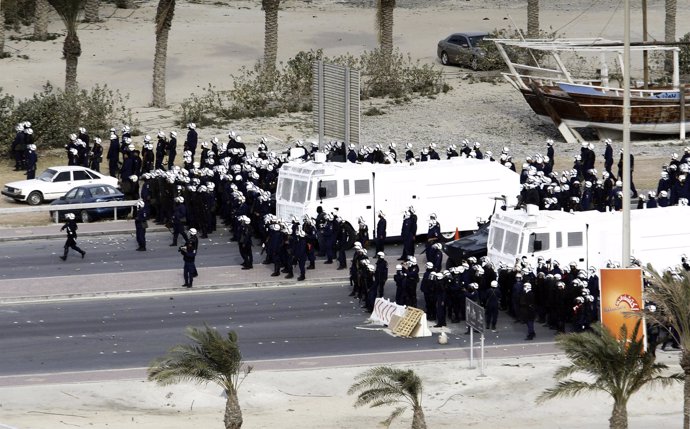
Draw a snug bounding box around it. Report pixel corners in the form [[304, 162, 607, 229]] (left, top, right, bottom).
[[37, 169, 57, 182], [468, 36, 485, 47]]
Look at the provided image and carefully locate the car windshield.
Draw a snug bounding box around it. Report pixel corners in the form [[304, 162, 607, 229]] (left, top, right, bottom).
[[37, 169, 57, 182], [468, 36, 485, 47]]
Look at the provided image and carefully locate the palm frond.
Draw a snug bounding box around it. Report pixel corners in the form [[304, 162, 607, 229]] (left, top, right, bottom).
[[536, 380, 599, 403], [148, 325, 247, 395], [381, 406, 406, 429], [46, 0, 87, 33], [348, 366, 424, 423]]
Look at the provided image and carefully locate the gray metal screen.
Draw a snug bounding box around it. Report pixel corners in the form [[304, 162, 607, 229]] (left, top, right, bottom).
[[312, 61, 360, 146]]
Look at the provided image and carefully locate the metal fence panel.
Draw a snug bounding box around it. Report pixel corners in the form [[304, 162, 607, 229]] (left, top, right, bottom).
[[312, 61, 360, 146]]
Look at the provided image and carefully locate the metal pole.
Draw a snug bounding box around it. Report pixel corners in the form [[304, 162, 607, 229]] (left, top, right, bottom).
[[642, 0, 648, 89], [469, 327, 474, 369], [622, 0, 631, 266], [344, 66, 351, 147], [480, 333, 485, 376], [318, 60, 325, 147]]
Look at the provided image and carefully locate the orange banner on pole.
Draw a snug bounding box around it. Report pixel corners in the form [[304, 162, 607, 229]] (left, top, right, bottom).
[[600, 268, 644, 343]]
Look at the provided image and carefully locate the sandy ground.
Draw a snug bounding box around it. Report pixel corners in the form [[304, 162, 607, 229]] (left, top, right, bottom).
[[1, 1, 689, 427], [0, 352, 684, 429]]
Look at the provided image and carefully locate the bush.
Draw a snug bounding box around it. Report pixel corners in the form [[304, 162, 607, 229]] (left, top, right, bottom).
[[679, 32, 690, 76], [476, 27, 561, 71], [0, 83, 137, 153], [178, 48, 445, 125]]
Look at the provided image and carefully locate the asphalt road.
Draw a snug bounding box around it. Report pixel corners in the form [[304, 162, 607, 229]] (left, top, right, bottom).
[[0, 231, 243, 280], [0, 284, 542, 377]]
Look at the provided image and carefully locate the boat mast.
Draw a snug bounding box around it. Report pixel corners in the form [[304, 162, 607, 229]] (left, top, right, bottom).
[[642, 0, 648, 89], [622, 0, 632, 267]]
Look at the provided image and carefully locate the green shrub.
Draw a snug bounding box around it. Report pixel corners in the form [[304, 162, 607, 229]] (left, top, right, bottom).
[[679, 32, 690, 75], [0, 83, 137, 153], [178, 48, 445, 125], [476, 27, 561, 71]]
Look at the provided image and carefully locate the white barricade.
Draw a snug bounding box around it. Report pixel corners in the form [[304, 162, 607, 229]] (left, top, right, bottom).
[[369, 298, 406, 326]]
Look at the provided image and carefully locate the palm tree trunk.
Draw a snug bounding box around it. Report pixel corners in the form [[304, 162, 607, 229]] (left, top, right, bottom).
[[34, 0, 50, 41], [262, 0, 279, 73], [224, 390, 243, 429], [115, 0, 134, 9], [378, 0, 394, 58], [84, 0, 99, 23], [0, 5, 5, 56], [527, 0, 539, 38], [681, 350, 690, 429], [664, 0, 677, 73], [63, 31, 81, 93], [411, 406, 427, 429], [152, 0, 175, 108], [609, 399, 628, 429]]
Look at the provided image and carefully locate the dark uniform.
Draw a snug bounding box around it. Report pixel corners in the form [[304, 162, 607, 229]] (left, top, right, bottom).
[[179, 243, 197, 288], [375, 213, 387, 253], [134, 201, 148, 251], [59, 217, 85, 260]]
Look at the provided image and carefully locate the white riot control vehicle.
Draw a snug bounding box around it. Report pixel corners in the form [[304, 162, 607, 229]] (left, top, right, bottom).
[[276, 156, 521, 238], [487, 205, 690, 270]]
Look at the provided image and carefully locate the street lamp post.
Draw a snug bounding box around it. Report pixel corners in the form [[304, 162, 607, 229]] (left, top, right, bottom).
[[622, 0, 631, 266]]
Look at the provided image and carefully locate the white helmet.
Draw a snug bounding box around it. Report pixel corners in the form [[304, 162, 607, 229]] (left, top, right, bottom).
[[65, 212, 75, 220], [189, 228, 197, 235]]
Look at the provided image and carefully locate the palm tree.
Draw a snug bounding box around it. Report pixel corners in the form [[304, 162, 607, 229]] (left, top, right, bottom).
[[664, 0, 677, 73], [115, 0, 134, 8], [47, 0, 87, 93], [33, 0, 50, 41], [348, 366, 427, 429], [537, 321, 681, 429], [83, 0, 99, 23], [527, 0, 539, 38], [151, 0, 175, 107], [641, 266, 690, 429], [148, 325, 251, 429], [261, 0, 279, 73], [376, 0, 395, 58], [0, 0, 6, 57]]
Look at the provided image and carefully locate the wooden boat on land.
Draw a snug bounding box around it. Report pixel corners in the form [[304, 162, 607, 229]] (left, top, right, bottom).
[[492, 38, 690, 143]]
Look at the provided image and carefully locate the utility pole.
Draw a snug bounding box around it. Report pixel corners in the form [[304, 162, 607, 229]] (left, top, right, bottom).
[[622, 0, 632, 267]]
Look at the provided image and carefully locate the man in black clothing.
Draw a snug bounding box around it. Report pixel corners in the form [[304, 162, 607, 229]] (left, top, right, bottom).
[[179, 242, 197, 288], [59, 213, 86, 261]]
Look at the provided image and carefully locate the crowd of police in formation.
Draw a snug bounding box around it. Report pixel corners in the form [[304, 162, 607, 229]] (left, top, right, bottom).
[[9, 121, 690, 341]]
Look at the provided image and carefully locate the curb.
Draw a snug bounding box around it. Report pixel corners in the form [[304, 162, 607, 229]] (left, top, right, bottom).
[[0, 277, 350, 304]]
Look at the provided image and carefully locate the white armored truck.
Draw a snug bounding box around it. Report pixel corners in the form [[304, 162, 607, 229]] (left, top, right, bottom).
[[487, 205, 690, 270], [276, 157, 521, 238]]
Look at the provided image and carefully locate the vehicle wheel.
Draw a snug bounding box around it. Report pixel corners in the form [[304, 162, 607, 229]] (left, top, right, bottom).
[[441, 52, 450, 66], [470, 56, 479, 71], [80, 210, 91, 223], [441, 231, 457, 241], [27, 191, 43, 206]]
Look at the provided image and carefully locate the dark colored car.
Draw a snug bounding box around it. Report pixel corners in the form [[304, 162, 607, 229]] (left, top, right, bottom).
[[437, 31, 489, 70], [49, 184, 130, 223], [443, 221, 490, 268]]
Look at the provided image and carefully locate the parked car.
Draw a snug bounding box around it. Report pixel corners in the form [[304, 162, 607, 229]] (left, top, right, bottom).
[[2, 166, 119, 205], [437, 31, 489, 70], [443, 220, 490, 268], [49, 184, 131, 223]]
